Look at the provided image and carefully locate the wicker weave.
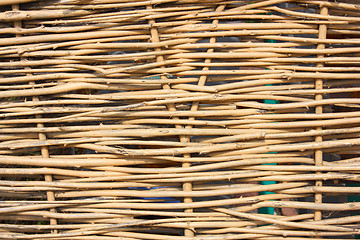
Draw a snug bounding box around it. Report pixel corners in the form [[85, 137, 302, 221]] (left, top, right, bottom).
[[0, 0, 360, 239]]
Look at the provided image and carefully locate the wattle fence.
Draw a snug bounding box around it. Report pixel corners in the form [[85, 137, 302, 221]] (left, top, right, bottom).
[[0, 0, 360, 239]]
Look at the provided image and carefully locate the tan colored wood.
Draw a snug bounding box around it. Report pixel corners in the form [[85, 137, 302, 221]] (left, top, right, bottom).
[[1, 0, 359, 239]]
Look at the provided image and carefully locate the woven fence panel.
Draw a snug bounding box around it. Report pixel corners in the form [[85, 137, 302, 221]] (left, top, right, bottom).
[[0, 0, 360, 239]]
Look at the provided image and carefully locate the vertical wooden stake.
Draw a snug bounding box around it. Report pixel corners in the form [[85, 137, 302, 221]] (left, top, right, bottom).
[[146, 4, 194, 237], [314, 5, 328, 223], [12, 3, 58, 233]]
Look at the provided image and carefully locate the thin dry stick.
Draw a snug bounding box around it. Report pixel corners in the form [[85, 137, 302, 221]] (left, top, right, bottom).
[[314, 5, 328, 224], [146, 3, 194, 237], [179, 4, 227, 236], [12, 3, 58, 233]]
